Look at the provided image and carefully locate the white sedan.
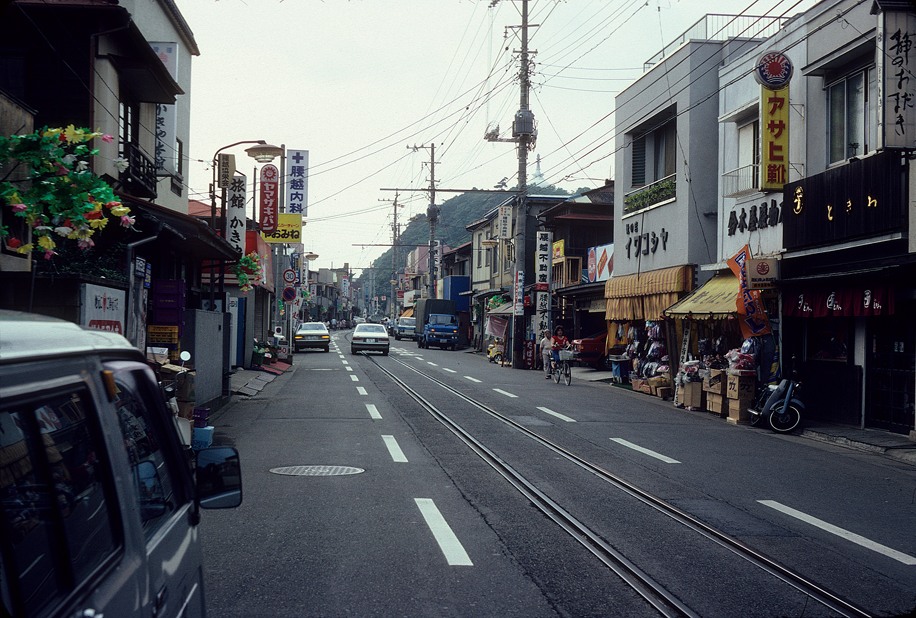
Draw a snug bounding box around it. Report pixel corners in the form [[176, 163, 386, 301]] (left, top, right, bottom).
[[351, 323, 390, 355]]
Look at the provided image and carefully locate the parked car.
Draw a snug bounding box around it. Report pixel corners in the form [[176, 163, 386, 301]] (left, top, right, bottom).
[[0, 310, 241, 618], [294, 322, 331, 352], [351, 323, 390, 355], [571, 329, 611, 368], [394, 316, 416, 340]]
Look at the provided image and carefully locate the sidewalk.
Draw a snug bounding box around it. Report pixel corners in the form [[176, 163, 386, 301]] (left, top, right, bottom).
[[569, 365, 916, 467]]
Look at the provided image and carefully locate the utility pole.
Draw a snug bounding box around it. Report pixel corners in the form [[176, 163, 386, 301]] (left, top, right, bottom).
[[408, 144, 437, 300], [484, 0, 535, 368], [391, 192, 399, 320]]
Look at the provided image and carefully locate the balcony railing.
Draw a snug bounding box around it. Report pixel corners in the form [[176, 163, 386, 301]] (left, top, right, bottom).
[[722, 164, 760, 197], [120, 142, 157, 199], [623, 174, 676, 215]]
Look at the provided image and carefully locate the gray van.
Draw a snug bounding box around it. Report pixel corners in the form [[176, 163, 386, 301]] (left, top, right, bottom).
[[0, 310, 241, 618]]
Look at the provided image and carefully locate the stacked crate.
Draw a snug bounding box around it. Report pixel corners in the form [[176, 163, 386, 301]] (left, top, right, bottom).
[[703, 369, 726, 416], [726, 373, 756, 424]]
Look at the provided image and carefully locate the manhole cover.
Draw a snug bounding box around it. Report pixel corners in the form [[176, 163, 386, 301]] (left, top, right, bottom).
[[270, 465, 365, 476]]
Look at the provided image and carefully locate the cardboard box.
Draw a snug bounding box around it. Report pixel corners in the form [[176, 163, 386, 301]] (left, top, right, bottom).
[[726, 374, 756, 400], [655, 386, 673, 400], [728, 398, 752, 424], [703, 370, 726, 396], [676, 381, 705, 409], [647, 375, 671, 396], [706, 393, 725, 416]]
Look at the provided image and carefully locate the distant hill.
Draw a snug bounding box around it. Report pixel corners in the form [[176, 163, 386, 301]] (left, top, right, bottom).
[[355, 184, 574, 302]]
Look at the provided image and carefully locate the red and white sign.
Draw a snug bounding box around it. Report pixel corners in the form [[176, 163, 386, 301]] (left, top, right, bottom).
[[259, 164, 279, 234]]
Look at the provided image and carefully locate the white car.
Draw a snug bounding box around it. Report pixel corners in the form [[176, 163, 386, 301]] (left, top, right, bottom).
[[294, 322, 331, 352], [351, 323, 390, 355]]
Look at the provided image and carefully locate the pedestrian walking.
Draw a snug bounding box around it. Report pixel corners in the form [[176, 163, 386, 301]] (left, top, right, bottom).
[[540, 329, 553, 378]]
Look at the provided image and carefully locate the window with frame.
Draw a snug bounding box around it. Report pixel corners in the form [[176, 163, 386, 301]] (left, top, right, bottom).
[[827, 67, 878, 164], [630, 118, 676, 189], [111, 367, 187, 540], [0, 387, 120, 617]]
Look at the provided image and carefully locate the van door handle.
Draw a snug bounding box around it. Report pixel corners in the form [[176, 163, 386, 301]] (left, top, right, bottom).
[[152, 586, 168, 617], [78, 610, 103, 618]]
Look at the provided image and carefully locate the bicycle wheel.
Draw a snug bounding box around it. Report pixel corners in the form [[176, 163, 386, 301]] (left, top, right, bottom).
[[563, 361, 571, 385], [769, 403, 801, 433], [553, 363, 561, 384]]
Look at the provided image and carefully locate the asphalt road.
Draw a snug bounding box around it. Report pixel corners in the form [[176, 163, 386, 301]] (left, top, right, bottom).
[[200, 333, 916, 617]]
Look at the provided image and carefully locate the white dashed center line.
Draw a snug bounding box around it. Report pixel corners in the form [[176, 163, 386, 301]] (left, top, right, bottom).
[[464, 376, 481, 383], [365, 404, 382, 419], [414, 498, 473, 566], [610, 438, 680, 464], [493, 388, 517, 398], [427, 362, 438, 366], [350, 375, 359, 382], [442, 368, 457, 373], [356, 387, 367, 396], [346, 367, 353, 372], [758, 500, 916, 565], [537, 406, 576, 422], [381, 435, 407, 462]]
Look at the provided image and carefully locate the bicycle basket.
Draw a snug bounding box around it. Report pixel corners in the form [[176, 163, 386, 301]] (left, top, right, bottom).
[[558, 349, 575, 361]]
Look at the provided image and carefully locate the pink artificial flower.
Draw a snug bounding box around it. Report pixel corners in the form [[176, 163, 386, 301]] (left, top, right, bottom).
[[11, 203, 26, 212], [101, 134, 114, 143], [120, 215, 136, 227], [77, 238, 95, 250], [43, 249, 57, 260]]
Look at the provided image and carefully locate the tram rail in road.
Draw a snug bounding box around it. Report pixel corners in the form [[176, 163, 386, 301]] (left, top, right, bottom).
[[361, 352, 873, 618]]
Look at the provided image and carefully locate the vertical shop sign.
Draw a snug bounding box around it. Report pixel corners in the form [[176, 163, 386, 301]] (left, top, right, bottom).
[[218, 154, 235, 189], [259, 164, 279, 233], [286, 149, 309, 216], [498, 205, 512, 238], [513, 270, 525, 316], [225, 173, 246, 255], [755, 51, 792, 192], [878, 10, 916, 148], [535, 231, 552, 336], [727, 245, 772, 339], [150, 42, 178, 174]]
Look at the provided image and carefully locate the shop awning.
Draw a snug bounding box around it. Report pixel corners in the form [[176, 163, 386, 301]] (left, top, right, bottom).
[[604, 265, 693, 321], [664, 272, 739, 319], [488, 303, 515, 315]]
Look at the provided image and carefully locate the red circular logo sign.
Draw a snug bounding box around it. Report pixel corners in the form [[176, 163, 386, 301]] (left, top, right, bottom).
[[754, 51, 793, 89], [755, 261, 770, 276]]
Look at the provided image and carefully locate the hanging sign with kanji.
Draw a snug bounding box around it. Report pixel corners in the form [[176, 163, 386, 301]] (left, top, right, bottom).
[[259, 164, 279, 233], [224, 173, 246, 254], [261, 213, 302, 244]]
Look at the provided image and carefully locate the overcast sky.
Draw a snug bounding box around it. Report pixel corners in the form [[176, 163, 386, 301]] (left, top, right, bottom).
[[173, 0, 818, 273]]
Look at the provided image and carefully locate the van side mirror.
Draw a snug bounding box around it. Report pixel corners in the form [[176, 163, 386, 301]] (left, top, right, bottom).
[[196, 446, 242, 509]]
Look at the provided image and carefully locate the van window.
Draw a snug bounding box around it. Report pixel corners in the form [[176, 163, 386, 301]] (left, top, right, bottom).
[[0, 387, 120, 617], [112, 368, 187, 540]]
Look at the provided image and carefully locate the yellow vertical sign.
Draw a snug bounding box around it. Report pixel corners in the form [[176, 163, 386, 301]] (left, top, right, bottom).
[[760, 85, 789, 192]]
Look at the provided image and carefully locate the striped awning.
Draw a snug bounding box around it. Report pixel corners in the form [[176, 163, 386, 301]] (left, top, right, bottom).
[[664, 272, 739, 319], [604, 265, 693, 321]]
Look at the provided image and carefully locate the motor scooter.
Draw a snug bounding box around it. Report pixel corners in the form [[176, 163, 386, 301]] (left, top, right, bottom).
[[487, 338, 505, 364], [748, 371, 804, 433]]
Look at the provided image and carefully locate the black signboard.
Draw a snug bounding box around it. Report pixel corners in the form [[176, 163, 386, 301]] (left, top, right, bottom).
[[782, 150, 907, 250]]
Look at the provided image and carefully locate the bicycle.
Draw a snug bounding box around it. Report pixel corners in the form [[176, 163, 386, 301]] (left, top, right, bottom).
[[550, 348, 574, 386]]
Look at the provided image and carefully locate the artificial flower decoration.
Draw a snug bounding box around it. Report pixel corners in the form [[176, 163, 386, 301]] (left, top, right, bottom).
[[232, 251, 263, 293], [0, 126, 133, 255]]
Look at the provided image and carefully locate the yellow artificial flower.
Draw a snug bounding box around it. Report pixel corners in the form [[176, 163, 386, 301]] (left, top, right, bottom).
[[16, 243, 34, 254], [110, 206, 130, 216], [63, 124, 85, 144], [37, 235, 56, 250], [89, 217, 108, 230]]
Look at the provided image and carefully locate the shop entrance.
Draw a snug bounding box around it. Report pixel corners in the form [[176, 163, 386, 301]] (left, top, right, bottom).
[[866, 313, 915, 434]]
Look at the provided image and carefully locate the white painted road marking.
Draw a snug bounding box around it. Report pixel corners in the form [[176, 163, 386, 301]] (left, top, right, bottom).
[[350, 375, 359, 382], [443, 368, 457, 374], [382, 435, 407, 462], [357, 387, 367, 396], [342, 360, 349, 366], [537, 406, 576, 422], [610, 438, 680, 464], [427, 362, 438, 366], [414, 498, 473, 566], [365, 404, 382, 420], [346, 366, 353, 372], [464, 376, 482, 383], [758, 500, 916, 565], [493, 388, 517, 398]]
